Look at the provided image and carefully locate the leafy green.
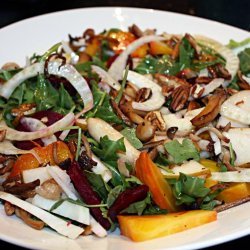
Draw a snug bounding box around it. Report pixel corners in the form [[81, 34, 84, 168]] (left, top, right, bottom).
[[104, 162, 125, 186], [164, 139, 200, 164], [106, 185, 123, 208], [85, 171, 109, 200], [34, 75, 59, 111], [227, 75, 240, 90], [227, 38, 250, 49], [238, 48, 250, 75], [125, 176, 142, 185], [135, 55, 180, 75], [178, 37, 194, 70], [172, 173, 220, 210], [94, 106, 123, 124], [115, 65, 129, 104], [86, 82, 122, 124], [93, 135, 126, 162], [0, 68, 21, 81], [120, 127, 143, 149], [155, 152, 171, 166], [122, 193, 151, 215]]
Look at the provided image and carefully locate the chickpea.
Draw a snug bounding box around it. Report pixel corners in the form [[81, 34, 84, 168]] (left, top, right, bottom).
[[136, 120, 156, 142]]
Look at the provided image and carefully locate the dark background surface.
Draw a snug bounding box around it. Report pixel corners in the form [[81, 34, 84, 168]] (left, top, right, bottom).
[[0, 0, 249, 249]]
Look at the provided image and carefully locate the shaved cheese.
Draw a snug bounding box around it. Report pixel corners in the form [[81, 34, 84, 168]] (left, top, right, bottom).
[[47, 166, 79, 200], [211, 169, 250, 182], [90, 216, 107, 238], [108, 35, 165, 81], [0, 191, 84, 239], [22, 167, 51, 184]]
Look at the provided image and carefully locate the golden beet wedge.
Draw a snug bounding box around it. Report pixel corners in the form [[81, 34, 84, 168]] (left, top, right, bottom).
[[118, 210, 217, 242]]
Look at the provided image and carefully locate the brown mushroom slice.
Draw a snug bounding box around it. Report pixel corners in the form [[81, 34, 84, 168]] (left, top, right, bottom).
[[15, 207, 45, 230], [191, 90, 227, 127]]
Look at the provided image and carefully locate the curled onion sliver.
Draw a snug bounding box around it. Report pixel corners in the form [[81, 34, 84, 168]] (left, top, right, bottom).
[[21, 117, 57, 146], [108, 35, 165, 81], [91, 65, 121, 90], [0, 112, 75, 141]]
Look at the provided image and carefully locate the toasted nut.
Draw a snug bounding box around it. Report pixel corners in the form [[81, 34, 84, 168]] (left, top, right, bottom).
[[0, 130, 6, 142], [36, 179, 62, 200], [170, 86, 190, 111], [82, 225, 93, 236], [15, 207, 45, 230], [145, 111, 166, 131], [136, 121, 156, 142], [135, 87, 152, 102], [1, 62, 20, 70], [4, 201, 15, 216]]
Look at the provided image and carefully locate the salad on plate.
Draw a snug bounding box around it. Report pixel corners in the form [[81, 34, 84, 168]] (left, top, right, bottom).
[[0, 24, 250, 242]]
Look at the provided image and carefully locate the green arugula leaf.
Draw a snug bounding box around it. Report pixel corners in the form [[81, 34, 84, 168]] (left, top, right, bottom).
[[227, 38, 250, 49], [238, 48, 250, 75], [178, 37, 194, 70], [93, 135, 126, 161], [121, 193, 151, 215], [106, 185, 123, 208], [120, 127, 143, 149], [227, 75, 240, 90], [172, 173, 221, 210], [34, 75, 59, 111], [164, 139, 200, 164], [85, 171, 109, 200]]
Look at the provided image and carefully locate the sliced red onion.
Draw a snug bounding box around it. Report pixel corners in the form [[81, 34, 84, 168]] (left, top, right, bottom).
[[0, 62, 44, 99], [20, 117, 57, 146], [126, 70, 165, 111], [201, 78, 224, 97], [108, 35, 165, 81], [91, 65, 121, 90], [1, 112, 75, 141]]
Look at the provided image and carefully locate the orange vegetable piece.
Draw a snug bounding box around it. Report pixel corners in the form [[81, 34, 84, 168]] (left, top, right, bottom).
[[216, 183, 250, 203], [118, 210, 217, 242], [9, 141, 73, 178], [149, 41, 173, 55], [131, 44, 149, 58], [108, 31, 135, 54], [85, 37, 100, 56], [135, 152, 178, 212]]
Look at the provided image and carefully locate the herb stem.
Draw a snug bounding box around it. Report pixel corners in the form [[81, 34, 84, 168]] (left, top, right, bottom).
[[115, 65, 129, 104], [75, 127, 82, 161]]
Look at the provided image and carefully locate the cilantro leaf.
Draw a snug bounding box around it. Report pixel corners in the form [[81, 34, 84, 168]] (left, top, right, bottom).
[[164, 139, 200, 164], [92, 135, 126, 162], [120, 127, 143, 149]]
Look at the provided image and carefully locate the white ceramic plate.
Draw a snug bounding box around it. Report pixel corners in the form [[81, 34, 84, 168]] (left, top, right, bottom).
[[0, 7, 250, 250]]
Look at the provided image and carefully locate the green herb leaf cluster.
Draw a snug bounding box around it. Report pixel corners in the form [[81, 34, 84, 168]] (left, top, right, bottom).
[[164, 139, 200, 164]]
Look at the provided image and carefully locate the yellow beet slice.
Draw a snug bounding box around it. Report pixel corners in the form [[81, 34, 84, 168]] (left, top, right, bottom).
[[118, 210, 217, 242], [216, 183, 250, 203]]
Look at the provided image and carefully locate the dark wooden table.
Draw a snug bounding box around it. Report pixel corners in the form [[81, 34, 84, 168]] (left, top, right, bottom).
[[0, 0, 249, 249]]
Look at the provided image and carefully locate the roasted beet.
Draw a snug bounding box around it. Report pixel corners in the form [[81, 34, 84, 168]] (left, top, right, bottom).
[[67, 161, 111, 230], [108, 185, 149, 222]]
